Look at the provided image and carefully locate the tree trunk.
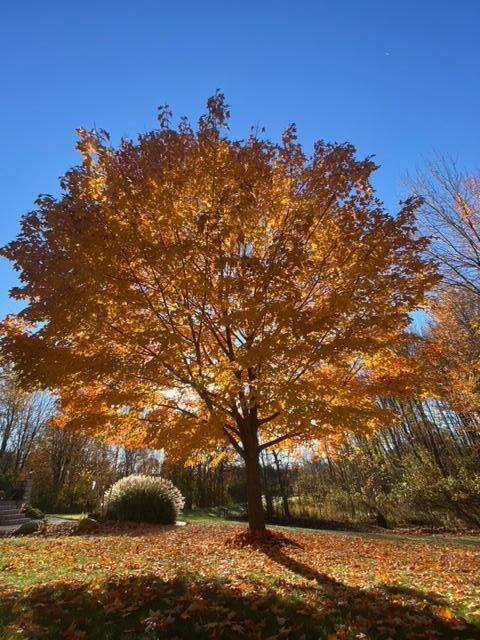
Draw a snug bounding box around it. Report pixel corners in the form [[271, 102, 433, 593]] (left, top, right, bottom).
[[242, 426, 266, 532]]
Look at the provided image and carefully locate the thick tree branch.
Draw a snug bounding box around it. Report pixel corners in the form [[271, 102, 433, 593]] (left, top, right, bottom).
[[223, 425, 244, 458], [259, 431, 301, 451]]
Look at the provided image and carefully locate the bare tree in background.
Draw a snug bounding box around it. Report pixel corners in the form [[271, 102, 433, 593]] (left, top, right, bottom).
[[411, 158, 480, 423], [411, 157, 480, 298], [0, 366, 54, 474]]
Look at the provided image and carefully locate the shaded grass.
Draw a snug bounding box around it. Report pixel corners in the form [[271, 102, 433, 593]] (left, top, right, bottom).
[[0, 572, 336, 639], [0, 568, 477, 639]]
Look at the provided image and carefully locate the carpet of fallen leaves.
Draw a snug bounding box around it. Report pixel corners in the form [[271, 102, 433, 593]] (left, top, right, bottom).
[[0, 522, 479, 639]]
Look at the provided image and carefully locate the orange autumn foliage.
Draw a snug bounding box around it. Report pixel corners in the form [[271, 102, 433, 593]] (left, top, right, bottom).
[[1, 94, 438, 527], [425, 288, 480, 414]]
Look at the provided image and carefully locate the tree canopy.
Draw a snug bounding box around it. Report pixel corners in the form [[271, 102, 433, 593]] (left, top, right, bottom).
[[1, 94, 438, 530]]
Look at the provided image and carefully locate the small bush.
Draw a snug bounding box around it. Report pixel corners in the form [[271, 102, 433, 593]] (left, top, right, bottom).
[[103, 475, 185, 524], [23, 504, 45, 520], [393, 451, 480, 527]]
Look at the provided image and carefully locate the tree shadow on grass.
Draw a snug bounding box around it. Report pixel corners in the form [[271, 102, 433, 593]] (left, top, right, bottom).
[[0, 545, 477, 639], [256, 540, 478, 639], [379, 583, 449, 607], [2, 573, 310, 640]]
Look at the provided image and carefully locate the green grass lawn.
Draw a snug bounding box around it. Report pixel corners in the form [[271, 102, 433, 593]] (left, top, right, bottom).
[[0, 521, 479, 639], [181, 506, 242, 523], [46, 513, 87, 521], [46, 507, 236, 524]]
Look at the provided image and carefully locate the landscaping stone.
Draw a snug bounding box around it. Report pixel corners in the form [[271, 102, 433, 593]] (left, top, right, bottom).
[[77, 517, 99, 533], [15, 520, 40, 535]]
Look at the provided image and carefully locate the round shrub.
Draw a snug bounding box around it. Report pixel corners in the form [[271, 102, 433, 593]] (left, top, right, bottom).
[[23, 504, 45, 520], [103, 475, 185, 524]]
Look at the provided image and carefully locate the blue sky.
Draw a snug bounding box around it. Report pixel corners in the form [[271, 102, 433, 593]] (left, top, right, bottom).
[[1, 0, 479, 317]]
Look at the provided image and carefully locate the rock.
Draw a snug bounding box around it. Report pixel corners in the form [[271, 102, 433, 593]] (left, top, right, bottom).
[[15, 520, 40, 535], [87, 512, 101, 521], [77, 517, 99, 533]]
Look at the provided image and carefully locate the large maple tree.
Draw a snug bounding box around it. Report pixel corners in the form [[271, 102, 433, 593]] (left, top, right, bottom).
[[1, 95, 437, 531]]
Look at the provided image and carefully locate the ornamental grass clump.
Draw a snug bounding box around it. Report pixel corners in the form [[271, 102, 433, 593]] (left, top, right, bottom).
[[104, 474, 185, 524]]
